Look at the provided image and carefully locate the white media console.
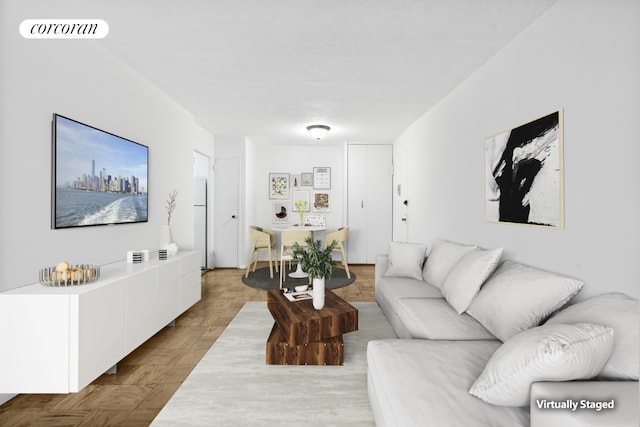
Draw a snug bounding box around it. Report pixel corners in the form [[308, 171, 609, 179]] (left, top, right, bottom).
[[0, 250, 201, 394]]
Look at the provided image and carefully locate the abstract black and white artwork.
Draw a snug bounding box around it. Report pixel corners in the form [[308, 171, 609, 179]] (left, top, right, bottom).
[[485, 110, 563, 228]]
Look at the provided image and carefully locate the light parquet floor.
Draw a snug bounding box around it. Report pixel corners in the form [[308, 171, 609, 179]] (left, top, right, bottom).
[[0, 263, 375, 426]]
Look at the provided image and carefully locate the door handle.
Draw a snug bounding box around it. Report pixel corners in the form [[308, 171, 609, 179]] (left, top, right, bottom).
[[231, 215, 237, 219]]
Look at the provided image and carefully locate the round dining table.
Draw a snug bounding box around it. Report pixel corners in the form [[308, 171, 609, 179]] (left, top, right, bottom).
[[271, 224, 326, 278]]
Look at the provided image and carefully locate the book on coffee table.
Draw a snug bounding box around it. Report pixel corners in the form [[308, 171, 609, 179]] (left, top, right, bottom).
[[283, 290, 313, 302]]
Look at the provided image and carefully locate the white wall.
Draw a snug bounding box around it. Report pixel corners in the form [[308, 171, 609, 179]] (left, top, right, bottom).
[[393, 0, 640, 300], [245, 142, 346, 259], [0, 2, 214, 292]]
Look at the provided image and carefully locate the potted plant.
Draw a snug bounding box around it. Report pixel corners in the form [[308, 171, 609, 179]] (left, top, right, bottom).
[[292, 236, 337, 309]]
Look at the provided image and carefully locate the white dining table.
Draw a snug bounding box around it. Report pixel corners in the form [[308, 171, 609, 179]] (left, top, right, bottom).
[[271, 224, 326, 232], [271, 225, 326, 278]]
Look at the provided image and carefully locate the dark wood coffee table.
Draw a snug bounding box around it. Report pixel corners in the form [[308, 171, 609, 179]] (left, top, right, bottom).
[[266, 288, 358, 365]]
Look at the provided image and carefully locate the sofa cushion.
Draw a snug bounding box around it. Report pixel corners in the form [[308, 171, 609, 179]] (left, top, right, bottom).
[[467, 260, 584, 341], [469, 323, 614, 407], [384, 241, 427, 280], [422, 239, 477, 289], [377, 276, 442, 307], [367, 339, 528, 427], [545, 292, 639, 380], [397, 298, 495, 340], [376, 275, 443, 338], [441, 246, 503, 314]]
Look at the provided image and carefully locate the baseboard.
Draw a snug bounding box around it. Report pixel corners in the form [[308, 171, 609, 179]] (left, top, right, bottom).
[[0, 393, 16, 406]]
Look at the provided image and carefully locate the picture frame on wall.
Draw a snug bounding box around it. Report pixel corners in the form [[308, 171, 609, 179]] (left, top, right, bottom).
[[292, 190, 310, 212], [272, 201, 290, 223], [312, 190, 330, 212], [301, 172, 313, 187], [269, 173, 290, 199], [484, 109, 564, 229], [291, 174, 302, 188], [313, 167, 331, 189]]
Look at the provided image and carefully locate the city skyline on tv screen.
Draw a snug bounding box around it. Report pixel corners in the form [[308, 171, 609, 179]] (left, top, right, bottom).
[[53, 114, 148, 228]]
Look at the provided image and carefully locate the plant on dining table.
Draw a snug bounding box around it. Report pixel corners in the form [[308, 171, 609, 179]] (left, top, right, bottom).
[[292, 236, 337, 279], [293, 199, 308, 226]]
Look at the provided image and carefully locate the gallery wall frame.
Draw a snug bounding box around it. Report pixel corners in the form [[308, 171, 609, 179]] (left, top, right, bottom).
[[301, 172, 313, 187], [484, 109, 564, 229], [272, 201, 290, 223], [312, 190, 330, 212], [313, 167, 331, 189], [269, 173, 289, 199], [292, 190, 310, 212]]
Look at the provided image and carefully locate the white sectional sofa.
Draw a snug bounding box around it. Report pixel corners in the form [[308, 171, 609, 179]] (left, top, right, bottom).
[[367, 239, 639, 427]]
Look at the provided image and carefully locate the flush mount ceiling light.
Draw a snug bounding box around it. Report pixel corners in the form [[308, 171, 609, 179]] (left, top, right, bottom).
[[306, 124, 331, 140]]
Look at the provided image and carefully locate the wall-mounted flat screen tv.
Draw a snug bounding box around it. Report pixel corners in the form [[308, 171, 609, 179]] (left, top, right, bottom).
[[52, 114, 148, 229]]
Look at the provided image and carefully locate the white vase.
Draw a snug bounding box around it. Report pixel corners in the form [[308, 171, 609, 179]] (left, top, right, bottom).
[[159, 224, 172, 247], [312, 277, 325, 310]]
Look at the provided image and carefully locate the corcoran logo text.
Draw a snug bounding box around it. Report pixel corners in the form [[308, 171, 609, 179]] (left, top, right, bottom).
[[20, 19, 109, 39]]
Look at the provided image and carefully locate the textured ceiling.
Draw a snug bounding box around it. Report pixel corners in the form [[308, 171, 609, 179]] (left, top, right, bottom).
[[29, 0, 557, 145]]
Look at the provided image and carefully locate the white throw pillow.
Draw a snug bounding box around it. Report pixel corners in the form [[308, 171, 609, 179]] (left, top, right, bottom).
[[467, 261, 583, 341], [469, 323, 614, 407], [441, 247, 503, 314], [422, 239, 476, 289], [546, 292, 639, 380], [384, 241, 427, 280]]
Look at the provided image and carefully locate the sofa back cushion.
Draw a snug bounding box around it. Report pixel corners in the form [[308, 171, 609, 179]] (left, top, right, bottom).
[[441, 246, 503, 314], [467, 260, 583, 341], [384, 241, 427, 280], [422, 239, 476, 289], [545, 292, 639, 380]]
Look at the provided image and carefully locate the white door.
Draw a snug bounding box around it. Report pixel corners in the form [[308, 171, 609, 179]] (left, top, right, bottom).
[[347, 144, 393, 263], [364, 145, 393, 261], [214, 157, 240, 267], [347, 145, 368, 263]]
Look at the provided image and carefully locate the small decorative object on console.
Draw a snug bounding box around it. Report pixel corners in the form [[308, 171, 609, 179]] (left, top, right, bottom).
[[127, 250, 149, 263], [39, 261, 100, 286], [162, 243, 179, 257]]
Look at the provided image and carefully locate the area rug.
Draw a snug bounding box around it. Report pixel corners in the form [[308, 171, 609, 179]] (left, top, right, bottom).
[[151, 302, 396, 427], [242, 266, 355, 290]]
